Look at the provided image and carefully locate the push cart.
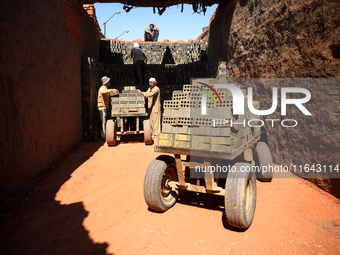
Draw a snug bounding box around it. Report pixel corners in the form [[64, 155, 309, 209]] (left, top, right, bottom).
[[106, 86, 152, 146], [106, 113, 152, 146], [143, 138, 273, 229], [143, 78, 273, 229]]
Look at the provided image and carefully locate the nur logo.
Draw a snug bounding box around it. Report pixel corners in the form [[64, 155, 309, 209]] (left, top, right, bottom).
[[199, 83, 312, 116]]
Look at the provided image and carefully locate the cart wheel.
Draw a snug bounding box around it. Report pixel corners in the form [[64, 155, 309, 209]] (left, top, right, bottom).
[[255, 142, 273, 182], [144, 155, 178, 212], [143, 119, 152, 145], [225, 163, 256, 229], [106, 119, 117, 146]]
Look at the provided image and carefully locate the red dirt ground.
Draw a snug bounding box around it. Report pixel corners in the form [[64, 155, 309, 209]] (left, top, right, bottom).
[[1, 136, 340, 255]]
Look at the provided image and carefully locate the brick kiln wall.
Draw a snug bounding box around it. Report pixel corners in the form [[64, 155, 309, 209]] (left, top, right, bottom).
[[0, 0, 101, 206], [82, 37, 231, 143], [100, 40, 209, 65], [207, 0, 340, 197]]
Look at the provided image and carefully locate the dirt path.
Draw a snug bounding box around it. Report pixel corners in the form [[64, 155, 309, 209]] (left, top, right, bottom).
[[1, 137, 340, 255]]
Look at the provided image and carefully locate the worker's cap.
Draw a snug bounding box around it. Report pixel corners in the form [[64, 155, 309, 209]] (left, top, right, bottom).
[[101, 76, 110, 85], [133, 42, 139, 48], [149, 77, 157, 84]]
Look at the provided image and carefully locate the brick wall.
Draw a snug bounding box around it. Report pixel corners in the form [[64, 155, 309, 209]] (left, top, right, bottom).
[[81, 58, 220, 143], [82, 39, 223, 143], [100, 40, 208, 65], [0, 0, 101, 206], [207, 0, 340, 197]]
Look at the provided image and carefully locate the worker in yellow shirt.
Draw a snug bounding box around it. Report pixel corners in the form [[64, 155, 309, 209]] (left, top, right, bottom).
[[97, 76, 118, 139], [138, 77, 161, 137]]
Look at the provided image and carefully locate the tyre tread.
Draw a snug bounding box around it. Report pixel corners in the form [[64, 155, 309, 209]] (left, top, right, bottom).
[[144, 155, 177, 211], [225, 163, 256, 229], [256, 142, 273, 182]]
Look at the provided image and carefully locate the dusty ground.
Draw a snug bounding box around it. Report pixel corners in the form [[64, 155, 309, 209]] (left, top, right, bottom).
[[1, 136, 340, 255]]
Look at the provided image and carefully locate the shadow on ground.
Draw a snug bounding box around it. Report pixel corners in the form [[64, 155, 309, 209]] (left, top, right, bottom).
[[118, 133, 154, 145], [177, 190, 224, 212], [177, 190, 247, 232], [0, 142, 111, 255]]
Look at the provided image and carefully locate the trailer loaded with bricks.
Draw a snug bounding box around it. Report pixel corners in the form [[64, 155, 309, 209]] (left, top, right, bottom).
[[143, 78, 273, 229], [106, 86, 152, 146]]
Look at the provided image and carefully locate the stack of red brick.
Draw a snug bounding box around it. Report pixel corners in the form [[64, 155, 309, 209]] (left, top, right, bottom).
[[83, 4, 102, 33]]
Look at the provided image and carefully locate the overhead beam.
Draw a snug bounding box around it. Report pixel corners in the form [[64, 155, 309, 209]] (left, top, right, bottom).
[[81, 0, 218, 8]]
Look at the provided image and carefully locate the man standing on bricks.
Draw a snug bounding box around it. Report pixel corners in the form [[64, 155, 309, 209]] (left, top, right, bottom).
[[131, 42, 147, 86]]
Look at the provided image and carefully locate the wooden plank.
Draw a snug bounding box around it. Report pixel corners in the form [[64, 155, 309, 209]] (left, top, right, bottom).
[[111, 113, 148, 117], [136, 116, 139, 132], [187, 184, 206, 193], [184, 155, 190, 181], [154, 146, 235, 160], [174, 154, 186, 187], [204, 158, 214, 191], [154, 137, 260, 160], [168, 181, 225, 196], [215, 158, 221, 180], [182, 162, 190, 168], [120, 117, 124, 133], [119, 131, 140, 135], [117, 131, 144, 135]]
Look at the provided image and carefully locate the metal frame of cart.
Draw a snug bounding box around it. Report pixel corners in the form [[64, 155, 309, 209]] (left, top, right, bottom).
[[106, 112, 152, 146], [143, 138, 273, 230]]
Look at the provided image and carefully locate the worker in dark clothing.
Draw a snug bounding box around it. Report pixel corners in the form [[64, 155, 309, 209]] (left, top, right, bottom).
[[131, 42, 147, 86], [144, 23, 159, 42]]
